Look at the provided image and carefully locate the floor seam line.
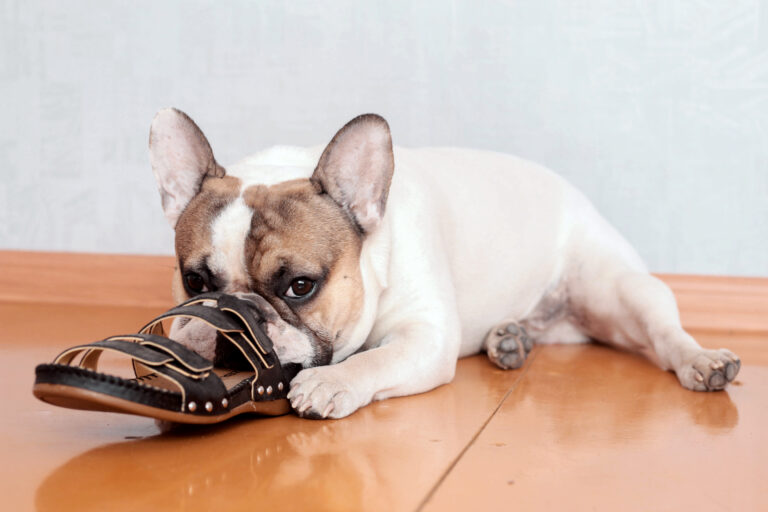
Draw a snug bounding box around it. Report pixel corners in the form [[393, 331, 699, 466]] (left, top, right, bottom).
[[414, 348, 542, 512]]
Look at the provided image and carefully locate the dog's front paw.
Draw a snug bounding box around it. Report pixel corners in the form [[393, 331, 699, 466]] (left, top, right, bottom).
[[676, 348, 741, 391], [287, 367, 362, 419]]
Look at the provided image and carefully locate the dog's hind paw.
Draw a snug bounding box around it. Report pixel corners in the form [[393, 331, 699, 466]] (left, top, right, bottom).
[[676, 348, 741, 391], [484, 322, 533, 370]]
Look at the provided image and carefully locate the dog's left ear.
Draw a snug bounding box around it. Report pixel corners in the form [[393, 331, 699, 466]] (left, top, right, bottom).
[[311, 114, 394, 235], [149, 108, 225, 228]]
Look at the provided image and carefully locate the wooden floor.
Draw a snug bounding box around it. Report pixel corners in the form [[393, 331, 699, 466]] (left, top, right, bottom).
[[1, 251, 767, 511]]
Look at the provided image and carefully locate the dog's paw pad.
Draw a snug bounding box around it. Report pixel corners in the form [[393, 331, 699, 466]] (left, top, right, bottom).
[[677, 349, 741, 391], [485, 322, 532, 370]]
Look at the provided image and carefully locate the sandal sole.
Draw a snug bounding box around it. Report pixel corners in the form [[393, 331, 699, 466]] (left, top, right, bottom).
[[33, 383, 291, 424]]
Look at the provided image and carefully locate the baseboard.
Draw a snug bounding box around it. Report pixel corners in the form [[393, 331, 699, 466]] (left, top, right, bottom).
[[0, 250, 175, 308], [658, 274, 768, 335], [1, 250, 766, 335]]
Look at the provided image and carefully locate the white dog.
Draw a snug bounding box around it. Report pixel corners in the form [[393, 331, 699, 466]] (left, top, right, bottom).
[[149, 108, 740, 419]]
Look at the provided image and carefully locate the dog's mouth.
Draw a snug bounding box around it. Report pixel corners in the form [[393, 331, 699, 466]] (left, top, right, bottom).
[[169, 295, 329, 370], [211, 329, 327, 369], [212, 332, 253, 371], [210, 333, 308, 383]]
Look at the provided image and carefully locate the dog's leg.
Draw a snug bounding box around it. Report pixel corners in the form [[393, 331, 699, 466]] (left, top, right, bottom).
[[567, 239, 741, 391], [288, 320, 461, 419], [591, 272, 740, 390], [484, 321, 534, 369]]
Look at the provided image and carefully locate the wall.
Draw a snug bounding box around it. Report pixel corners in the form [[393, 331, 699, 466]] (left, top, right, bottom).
[[1, 0, 766, 275]]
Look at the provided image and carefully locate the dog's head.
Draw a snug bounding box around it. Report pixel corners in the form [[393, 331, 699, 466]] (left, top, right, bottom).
[[148, 109, 394, 368]]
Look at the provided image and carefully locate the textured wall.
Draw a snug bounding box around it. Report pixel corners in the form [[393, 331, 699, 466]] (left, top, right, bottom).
[[1, 0, 766, 275]]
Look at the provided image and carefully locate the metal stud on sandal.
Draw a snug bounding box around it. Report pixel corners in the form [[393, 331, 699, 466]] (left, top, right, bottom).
[[33, 293, 298, 424]]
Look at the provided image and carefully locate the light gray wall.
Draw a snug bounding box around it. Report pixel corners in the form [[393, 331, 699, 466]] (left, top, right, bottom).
[[1, 0, 766, 276]]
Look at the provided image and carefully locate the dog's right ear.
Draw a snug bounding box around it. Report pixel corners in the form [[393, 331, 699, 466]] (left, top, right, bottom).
[[149, 108, 225, 228], [311, 114, 394, 235]]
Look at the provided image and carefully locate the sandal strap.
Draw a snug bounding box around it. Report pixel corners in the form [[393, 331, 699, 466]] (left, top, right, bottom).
[[139, 292, 294, 403], [44, 292, 298, 416], [174, 291, 227, 307], [138, 304, 243, 335], [52, 335, 231, 415], [212, 294, 294, 401], [168, 292, 274, 354], [136, 294, 272, 376], [122, 333, 213, 372], [53, 338, 174, 368], [216, 330, 284, 401], [146, 364, 228, 415], [216, 294, 274, 353]]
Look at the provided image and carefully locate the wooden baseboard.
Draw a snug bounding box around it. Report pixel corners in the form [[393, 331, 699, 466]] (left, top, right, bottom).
[[0, 250, 176, 308], [1, 250, 766, 335], [660, 274, 768, 335]]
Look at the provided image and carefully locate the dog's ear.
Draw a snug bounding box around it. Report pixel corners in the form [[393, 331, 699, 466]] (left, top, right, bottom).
[[311, 114, 394, 235], [149, 108, 225, 228]]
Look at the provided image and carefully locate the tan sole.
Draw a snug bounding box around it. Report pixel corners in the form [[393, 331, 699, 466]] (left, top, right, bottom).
[[33, 383, 291, 424]]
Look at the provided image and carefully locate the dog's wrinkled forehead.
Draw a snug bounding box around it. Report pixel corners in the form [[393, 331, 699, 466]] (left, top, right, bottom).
[[242, 179, 356, 276], [175, 174, 360, 293]]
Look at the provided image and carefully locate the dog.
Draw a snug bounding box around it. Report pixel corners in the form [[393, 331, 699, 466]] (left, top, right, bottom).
[[148, 108, 741, 419]]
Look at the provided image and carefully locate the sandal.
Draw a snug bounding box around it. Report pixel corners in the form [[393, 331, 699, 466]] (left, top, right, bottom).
[[33, 293, 299, 424]]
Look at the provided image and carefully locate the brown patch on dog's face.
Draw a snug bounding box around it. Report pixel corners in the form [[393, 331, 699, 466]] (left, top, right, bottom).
[[171, 175, 365, 366], [154, 110, 392, 368], [172, 175, 241, 300], [243, 179, 364, 365]]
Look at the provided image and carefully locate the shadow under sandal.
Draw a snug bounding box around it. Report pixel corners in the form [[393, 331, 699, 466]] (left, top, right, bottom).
[[33, 293, 298, 424]]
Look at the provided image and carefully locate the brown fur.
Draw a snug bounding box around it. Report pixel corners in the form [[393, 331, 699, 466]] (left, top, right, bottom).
[[172, 175, 242, 301], [173, 175, 365, 361], [175, 176, 241, 263], [243, 180, 364, 355], [152, 109, 393, 369]]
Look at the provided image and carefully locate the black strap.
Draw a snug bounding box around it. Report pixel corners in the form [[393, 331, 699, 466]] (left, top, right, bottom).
[[115, 333, 214, 372], [137, 292, 295, 401], [146, 364, 229, 414], [174, 291, 226, 306], [53, 338, 174, 367], [138, 304, 244, 334], [50, 292, 297, 413], [212, 294, 292, 401], [216, 294, 274, 353]]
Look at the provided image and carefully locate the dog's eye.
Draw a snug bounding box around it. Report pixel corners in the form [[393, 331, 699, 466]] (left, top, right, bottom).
[[184, 272, 207, 294], [285, 278, 316, 299]]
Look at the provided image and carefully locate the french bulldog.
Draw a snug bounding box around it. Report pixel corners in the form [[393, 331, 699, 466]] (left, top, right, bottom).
[[148, 108, 741, 419]]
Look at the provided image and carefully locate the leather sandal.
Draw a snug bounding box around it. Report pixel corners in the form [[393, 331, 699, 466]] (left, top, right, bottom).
[[33, 293, 299, 424]]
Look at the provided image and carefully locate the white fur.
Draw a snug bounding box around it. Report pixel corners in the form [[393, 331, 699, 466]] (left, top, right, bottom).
[[168, 318, 218, 361], [227, 146, 322, 187], [198, 144, 739, 419], [209, 198, 253, 290], [266, 323, 315, 368]]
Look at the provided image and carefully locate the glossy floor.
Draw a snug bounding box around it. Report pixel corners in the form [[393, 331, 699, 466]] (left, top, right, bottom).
[[2, 320, 766, 510], [0, 253, 766, 511]]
